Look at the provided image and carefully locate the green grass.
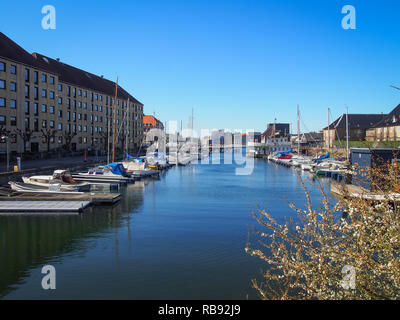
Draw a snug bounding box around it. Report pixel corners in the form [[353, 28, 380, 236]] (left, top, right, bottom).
[[334, 141, 400, 149]]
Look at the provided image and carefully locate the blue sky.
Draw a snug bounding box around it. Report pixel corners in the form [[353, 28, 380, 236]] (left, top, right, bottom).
[[1, 0, 399, 134]]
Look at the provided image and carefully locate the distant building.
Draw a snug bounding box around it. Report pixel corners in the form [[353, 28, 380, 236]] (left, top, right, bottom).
[[143, 115, 164, 132], [261, 123, 291, 153], [261, 123, 290, 143], [291, 132, 324, 148], [323, 114, 385, 148], [366, 104, 400, 141]]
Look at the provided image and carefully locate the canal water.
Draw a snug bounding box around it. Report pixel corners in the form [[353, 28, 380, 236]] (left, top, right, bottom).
[[0, 153, 332, 299]]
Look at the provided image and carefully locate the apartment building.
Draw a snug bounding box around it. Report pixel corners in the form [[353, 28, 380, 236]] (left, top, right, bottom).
[[143, 115, 164, 132], [0, 32, 144, 157]]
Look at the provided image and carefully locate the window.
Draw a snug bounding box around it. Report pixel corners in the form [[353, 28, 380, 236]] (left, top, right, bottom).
[[0, 116, 5, 125], [99, 95, 102, 101], [25, 101, 30, 115], [58, 123, 62, 130], [49, 91, 55, 99], [73, 88, 76, 97], [25, 85, 29, 98], [58, 136, 63, 144], [50, 106, 55, 114], [0, 80, 5, 89], [10, 65, 16, 74], [34, 71, 38, 84], [67, 86, 71, 96], [84, 91, 87, 98], [10, 99, 16, 109], [58, 97, 62, 104], [41, 104, 47, 113], [42, 120, 47, 128], [50, 76, 54, 84], [34, 103, 38, 116], [24, 118, 30, 129], [34, 118, 39, 131], [10, 116, 17, 126], [67, 111, 70, 121], [95, 105, 98, 111], [42, 74, 47, 83], [78, 101, 82, 108], [67, 98, 71, 108], [58, 84, 62, 91], [78, 125, 82, 132], [0, 98, 5, 107], [50, 120, 55, 128], [25, 68, 30, 82], [0, 62, 5, 71], [34, 87, 38, 99], [58, 110, 62, 118], [73, 112, 76, 121], [78, 113, 82, 120], [42, 89, 47, 98], [95, 94, 98, 100], [10, 82, 16, 91]]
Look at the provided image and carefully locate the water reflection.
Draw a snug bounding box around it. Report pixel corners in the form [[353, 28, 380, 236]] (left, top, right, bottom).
[[0, 185, 145, 298]]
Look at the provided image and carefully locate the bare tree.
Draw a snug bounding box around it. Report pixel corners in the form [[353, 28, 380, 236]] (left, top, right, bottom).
[[14, 128, 35, 154], [41, 128, 57, 154], [61, 130, 77, 152]]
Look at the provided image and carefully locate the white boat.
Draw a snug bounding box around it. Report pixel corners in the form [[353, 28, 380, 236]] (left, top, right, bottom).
[[9, 181, 85, 194], [122, 159, 160, 177], [72, 164, 136, 184], [22, 170, 91, 191], [147, 152, 169, 169]]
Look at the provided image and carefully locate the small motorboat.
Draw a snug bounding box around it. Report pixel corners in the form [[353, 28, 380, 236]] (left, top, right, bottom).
[[9, 181, 85, 194], [72, 163, 136, 184], [122, 158, 160, 178], [22, 170, 91, 191]]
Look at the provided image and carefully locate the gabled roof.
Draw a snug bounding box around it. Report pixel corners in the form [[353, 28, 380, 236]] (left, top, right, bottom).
[[262, 123, 290, 138], [143, 115, 158, 126], [323, 114, 385, 130], [0, 32, 42, 68], [32, 53, 143, 105], [371, 104, 400, 128], [0, 32, 143, 106]]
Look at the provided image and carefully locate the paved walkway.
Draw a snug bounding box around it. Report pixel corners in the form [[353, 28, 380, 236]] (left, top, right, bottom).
[[0, 155, 109, 173]]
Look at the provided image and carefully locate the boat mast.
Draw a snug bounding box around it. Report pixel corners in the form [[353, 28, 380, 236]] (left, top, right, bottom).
[[112, 77, 119, 162], [328, 107, 330, 153], [346, 106, 349, 161], [297, 104, 300, 155]]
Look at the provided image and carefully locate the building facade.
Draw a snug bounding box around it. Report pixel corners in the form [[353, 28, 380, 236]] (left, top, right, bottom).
[[365, 104, 400, 142], [323, 114, 385, 148], [0, 32, 144, 157], [143, 115, 164, 132]]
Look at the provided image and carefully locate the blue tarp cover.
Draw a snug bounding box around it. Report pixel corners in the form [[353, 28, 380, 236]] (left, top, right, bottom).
[[105, 163, 128, 176]]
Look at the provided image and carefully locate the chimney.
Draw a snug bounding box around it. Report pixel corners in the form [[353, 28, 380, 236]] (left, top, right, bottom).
[[32, 53, 37, 59], [56, 58, 60, 62], [101, 75, 104, 78]]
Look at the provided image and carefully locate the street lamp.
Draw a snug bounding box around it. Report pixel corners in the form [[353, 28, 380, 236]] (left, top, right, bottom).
[[1, 135, 9, 172]]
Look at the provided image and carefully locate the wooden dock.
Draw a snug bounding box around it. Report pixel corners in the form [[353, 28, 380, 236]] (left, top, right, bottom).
[[0, 200, 91, 215], [0, 187, 121, 205]]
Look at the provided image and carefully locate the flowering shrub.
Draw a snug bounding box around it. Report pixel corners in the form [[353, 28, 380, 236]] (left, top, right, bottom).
[[246, 163, 400, 300]]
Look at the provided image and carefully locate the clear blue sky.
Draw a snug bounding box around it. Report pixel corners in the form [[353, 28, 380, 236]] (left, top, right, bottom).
[[1, 0, 399, 134]]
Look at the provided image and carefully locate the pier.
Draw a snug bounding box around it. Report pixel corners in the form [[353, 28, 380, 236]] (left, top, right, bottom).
[[0, 200, 91, 215]]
